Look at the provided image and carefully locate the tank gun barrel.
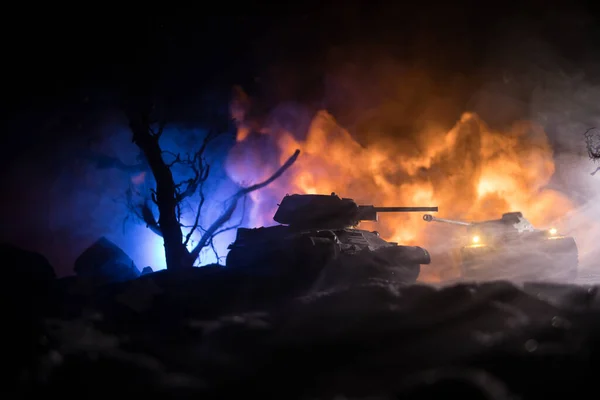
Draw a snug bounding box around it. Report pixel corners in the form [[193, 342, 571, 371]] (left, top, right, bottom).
[[422, 214, 472, 226], [372, 206, 439, 212], [358, 205, 438, 221]]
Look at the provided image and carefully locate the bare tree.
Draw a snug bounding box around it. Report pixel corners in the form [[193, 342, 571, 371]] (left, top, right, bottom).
[[121, 104, 300, 271], [584, 128, 600, 176]]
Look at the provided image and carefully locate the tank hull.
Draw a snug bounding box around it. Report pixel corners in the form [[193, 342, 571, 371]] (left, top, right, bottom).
[[226, 225, 430, 287], [458, 236, 579, 283]]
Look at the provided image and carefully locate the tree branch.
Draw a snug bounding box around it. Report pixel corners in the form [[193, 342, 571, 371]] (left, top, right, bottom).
[[175, 129, 218, 202], [209, 236, 220, 264], [213, 195, 248, 238], [584, 127, 600, 160], [584, 128, 600, 176], [149, 120, 166, 138], [141, 200, 162, 236], [127, 105, 192, 271], [183, 182, 206, 247], [125, 187, 162, 236], [189, 149, 301, 262]]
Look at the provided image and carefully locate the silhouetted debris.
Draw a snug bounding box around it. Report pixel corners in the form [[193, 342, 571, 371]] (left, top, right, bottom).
[[141, 266, 154, 275], [74, 237, 140, 284], [1, 243, 57, 394], [584, 127, 600, 175], [6, 246, 600, 399], [115, 277, 163, 313], [1, 242, 56, 291], [522, 282, 600, 311]]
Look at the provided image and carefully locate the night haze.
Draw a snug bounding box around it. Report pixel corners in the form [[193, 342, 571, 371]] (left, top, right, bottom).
[[3, 1, 599, 278], [6, 1, 600, 398]]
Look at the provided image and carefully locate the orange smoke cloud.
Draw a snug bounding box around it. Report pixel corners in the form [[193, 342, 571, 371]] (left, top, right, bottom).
[[225, 87, 574, 282]]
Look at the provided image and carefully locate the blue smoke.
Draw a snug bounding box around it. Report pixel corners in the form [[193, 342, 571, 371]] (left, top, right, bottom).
[[98, 121, 246, 271], [4, 110, 249, 276]]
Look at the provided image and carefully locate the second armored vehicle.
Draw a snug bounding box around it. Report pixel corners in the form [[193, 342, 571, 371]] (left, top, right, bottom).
[[423, 212, 579, 282], [226, 193, 438, 288]]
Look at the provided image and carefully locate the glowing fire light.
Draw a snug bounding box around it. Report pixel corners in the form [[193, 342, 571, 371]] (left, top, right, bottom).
[[472, 235, 480, 244], [224, 89, 574, 282]]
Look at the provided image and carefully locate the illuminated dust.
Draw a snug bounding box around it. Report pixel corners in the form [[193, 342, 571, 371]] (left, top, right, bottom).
[[225, 84, 595, 283]]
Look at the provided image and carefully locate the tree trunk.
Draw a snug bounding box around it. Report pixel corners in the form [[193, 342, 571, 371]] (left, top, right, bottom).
[[129, 114, 193, 271]]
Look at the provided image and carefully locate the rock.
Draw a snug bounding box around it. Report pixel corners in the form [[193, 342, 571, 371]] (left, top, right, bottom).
[[522, 282, 600, 311], [1, 242, 56, 319], [115, 278, 163, 313], [141, 266, 153, 275], [1, 242, 56, 292], [12, 248, 600, 399], [74, 237, 139, 284], [0, 243, 56, 394]]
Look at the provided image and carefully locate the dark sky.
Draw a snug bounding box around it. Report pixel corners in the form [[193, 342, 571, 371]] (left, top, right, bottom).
[[4, 1, 600, 138], [2, 0, 600, 274]]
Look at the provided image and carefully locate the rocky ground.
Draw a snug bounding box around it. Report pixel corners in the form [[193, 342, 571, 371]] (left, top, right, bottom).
[[4, 242, 600, 399]]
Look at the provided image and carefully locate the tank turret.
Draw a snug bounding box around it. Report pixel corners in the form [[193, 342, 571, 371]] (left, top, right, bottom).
[[274, 193, 438, 229]]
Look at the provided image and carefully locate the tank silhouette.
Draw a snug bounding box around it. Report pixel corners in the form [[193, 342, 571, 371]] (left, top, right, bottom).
[[422, 212, 579, 282], [226, 193, 438, 286]]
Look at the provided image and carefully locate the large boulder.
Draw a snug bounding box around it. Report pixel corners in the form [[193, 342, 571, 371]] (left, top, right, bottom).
[[141, 266, 154, 275], [1, 243, 56, 394], [0, 242, 56, 294], [74, 237, 139, 284], [1, 243, 56, 317]]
